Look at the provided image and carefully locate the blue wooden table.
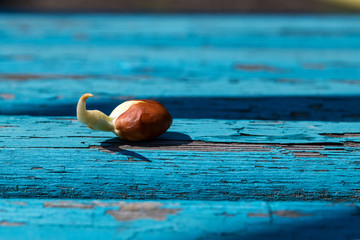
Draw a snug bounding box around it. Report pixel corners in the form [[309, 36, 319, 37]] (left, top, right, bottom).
[[1, 14, 360, 239]]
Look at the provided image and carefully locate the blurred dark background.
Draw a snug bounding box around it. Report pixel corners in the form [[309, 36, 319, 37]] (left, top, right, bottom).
[[0, 0, 359, 12]]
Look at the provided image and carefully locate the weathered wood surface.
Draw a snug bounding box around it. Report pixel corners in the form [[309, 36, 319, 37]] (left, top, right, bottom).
[[1, 116, 360, 200], [1, 15, 360, 120], [1, 14, 360, 237], [0, 199, 359, 240]]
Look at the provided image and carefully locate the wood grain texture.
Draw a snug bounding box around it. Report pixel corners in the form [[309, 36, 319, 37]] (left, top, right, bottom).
[[0, 15, 360, 119], [1, 14, 360, 236], [0, 199, 359, 240], [1, 116, 360, 200], [2, 116, 360, 145]]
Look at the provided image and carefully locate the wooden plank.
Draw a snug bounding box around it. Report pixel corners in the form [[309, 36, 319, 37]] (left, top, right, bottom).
[[2, 116, 360, 145], [1, 116, 360, 200], [0, 14, 359, 237], [1, 15, 360, 118], [2, 96, 360, 122], [1, 15, 360, 48], [0, 199, 359, 240]]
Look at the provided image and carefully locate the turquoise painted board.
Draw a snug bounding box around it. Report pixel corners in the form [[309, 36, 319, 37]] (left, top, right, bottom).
[[0, 199, 359, 240], [1, 13, 360, 237], [2, 95, 360, 121], [0, 15, 360, 119], [1, 116, 360, 200], [2, 116, 360, 145]]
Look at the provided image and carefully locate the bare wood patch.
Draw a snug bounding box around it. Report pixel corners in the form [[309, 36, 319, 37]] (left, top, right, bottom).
[[111, 201, 127, 207], [31, 167, 43, 170], [0, 93, 15, 100], [0, 73, 88, 81], [0, 220, 26, 226], [91, 201, 110, 207], [283, 145, 325, 151], [320, 133, 360, 138], [10, 54, 33, 61], [106, 202, 181, 221], [0, 125, 17, 129], [87, 141, 355, 160], [90, 141, 273, 153], [344, 142, 360, 147], [0, 73, 140, 82], [343, 80, 360, 85], [273, 210, 313, 218], [8, 201, 28, 206], [292, 151, 328, 158], [44, 201, 94, 209]]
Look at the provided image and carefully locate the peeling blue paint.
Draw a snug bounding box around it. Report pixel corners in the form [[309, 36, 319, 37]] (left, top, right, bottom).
[[0, 117, 360, 200], [0, 13, 360, 238], [0, 200, 359, 240], [1, 15, 360, 118]]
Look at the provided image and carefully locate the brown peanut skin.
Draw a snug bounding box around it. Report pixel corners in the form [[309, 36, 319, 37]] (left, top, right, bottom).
[[114, 100, 172, 141]]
